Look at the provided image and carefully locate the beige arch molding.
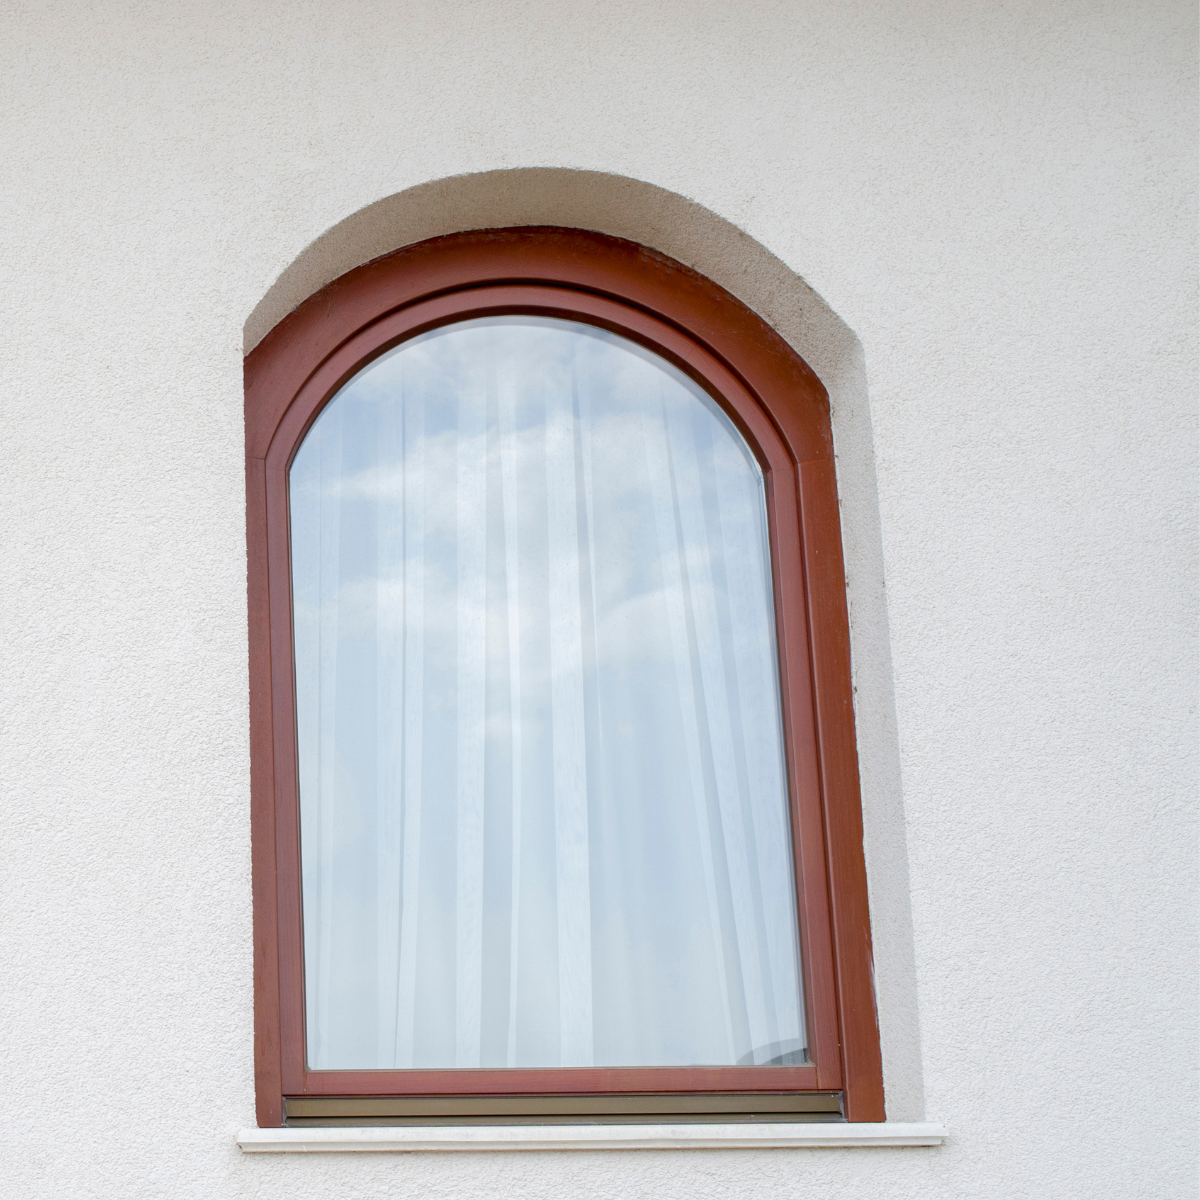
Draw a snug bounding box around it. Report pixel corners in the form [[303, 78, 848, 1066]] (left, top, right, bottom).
[[244, 168, 926, 1121], [246, 168, 846, 362]]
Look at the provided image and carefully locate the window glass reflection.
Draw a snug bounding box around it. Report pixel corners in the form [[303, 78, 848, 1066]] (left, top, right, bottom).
[[289, 316, 806, 1070]]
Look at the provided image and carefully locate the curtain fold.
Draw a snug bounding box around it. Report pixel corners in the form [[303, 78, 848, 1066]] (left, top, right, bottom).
[[290, 316, 806, 1071]]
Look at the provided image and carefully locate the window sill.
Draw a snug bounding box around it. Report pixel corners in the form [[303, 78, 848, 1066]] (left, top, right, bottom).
[[236, 1122, 947, 1153]]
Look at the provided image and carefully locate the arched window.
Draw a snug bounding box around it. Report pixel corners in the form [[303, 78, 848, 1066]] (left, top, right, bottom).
[[246, 229, 883, 1125]]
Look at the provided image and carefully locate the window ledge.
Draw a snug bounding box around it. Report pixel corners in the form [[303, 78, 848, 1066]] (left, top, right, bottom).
[[236, 1122, 947, 1153]]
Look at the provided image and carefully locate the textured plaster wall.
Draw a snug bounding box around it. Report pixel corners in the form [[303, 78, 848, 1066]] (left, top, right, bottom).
[[0, 2, 1195, 1198]]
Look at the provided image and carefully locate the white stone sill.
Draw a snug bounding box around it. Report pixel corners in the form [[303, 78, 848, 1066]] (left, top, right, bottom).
[[237, 1122, 947, 1153]]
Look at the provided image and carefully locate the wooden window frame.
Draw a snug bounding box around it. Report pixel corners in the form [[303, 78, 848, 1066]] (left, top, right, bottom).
[[245, 228, 884, 1127]]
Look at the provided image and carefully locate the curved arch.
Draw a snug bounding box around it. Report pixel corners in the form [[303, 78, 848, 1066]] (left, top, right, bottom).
[[244, 171, 926, 1121], [245, 168, 846, 369]]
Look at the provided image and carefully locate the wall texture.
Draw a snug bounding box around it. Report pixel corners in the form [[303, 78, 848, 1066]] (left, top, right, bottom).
[[1, 2, 1195, 1197]]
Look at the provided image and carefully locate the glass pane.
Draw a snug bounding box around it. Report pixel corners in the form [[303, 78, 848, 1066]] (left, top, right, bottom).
[[289, 316, 806, 1071]]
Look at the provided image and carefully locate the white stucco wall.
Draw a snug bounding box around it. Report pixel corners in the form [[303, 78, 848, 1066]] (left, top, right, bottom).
[[1, 2, 1195, 1197]]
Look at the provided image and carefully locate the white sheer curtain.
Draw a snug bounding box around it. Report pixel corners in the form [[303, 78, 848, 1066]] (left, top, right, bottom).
[[289, 316, 806, 1071]]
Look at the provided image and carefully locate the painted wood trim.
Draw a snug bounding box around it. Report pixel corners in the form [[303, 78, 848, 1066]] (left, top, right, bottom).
[[244, 227, 883, 1122]]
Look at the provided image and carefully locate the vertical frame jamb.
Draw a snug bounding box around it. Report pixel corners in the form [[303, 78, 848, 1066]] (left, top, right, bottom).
[[798, 457, 885, 1121], [246, 448, 283, 1128]]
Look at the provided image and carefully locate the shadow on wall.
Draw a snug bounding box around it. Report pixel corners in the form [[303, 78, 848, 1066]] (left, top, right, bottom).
[[243, 167, 927, 1121]]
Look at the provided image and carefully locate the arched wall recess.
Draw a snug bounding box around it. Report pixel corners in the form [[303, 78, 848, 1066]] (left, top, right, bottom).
[[243, 170, 925, 1122]]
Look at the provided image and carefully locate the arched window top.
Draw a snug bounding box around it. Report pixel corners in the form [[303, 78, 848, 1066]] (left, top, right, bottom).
[[245, 229, 882, 1126]]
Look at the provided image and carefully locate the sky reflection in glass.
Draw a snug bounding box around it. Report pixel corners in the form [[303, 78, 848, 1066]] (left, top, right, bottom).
[[289, 316, 806, 1070]]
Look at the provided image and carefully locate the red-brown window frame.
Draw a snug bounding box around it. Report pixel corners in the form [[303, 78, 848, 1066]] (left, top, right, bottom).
[[245, 227, 884, 1127]]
